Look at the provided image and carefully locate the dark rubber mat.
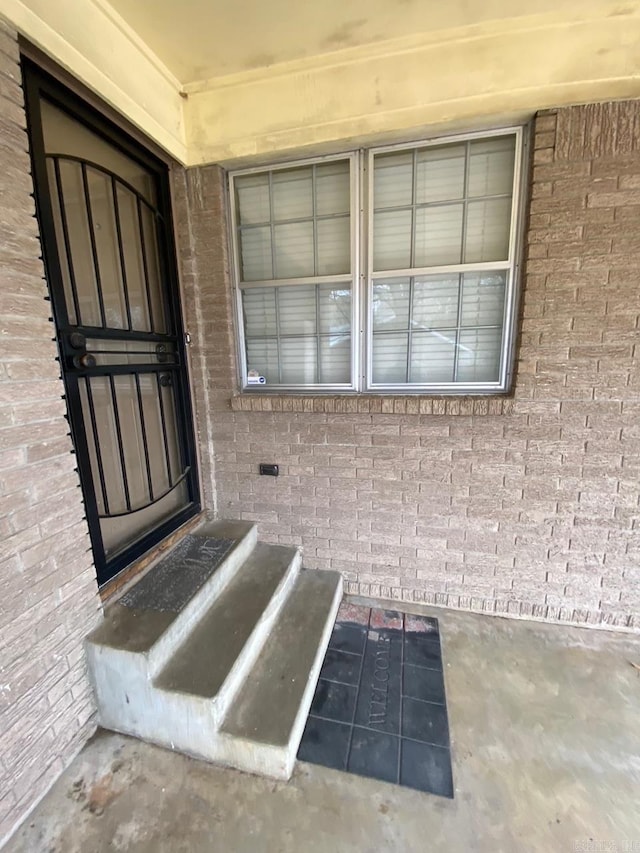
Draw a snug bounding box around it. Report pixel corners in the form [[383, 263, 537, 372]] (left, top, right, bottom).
[[298, 604, 454, 799], [120, 535, 235, 613]]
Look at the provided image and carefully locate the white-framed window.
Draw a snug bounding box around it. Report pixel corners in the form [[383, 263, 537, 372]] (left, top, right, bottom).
[[229, 127, 525, 394]]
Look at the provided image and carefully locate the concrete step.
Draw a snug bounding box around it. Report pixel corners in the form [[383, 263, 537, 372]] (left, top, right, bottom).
[[154, 542, 301, 725], [218, 569, 343, 779], [85, 518, 343, 782], [85, 520, 257, 733]]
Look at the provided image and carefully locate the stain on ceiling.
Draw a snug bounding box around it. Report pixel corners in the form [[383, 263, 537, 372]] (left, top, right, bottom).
[[107, 0, 590, 84]]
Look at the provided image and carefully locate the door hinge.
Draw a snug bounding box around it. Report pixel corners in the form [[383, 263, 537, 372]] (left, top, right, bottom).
[[184, 331, 192, 345]]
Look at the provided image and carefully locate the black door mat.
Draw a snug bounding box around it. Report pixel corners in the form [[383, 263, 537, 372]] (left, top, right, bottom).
[[298, 604, 454, 799], [120, 535, 235, 613]]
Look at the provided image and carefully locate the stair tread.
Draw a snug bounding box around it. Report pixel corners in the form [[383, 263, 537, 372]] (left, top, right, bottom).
[[220, 570, 342, 748], [155, 543, 299, 698], [87, 521, 254, 654]]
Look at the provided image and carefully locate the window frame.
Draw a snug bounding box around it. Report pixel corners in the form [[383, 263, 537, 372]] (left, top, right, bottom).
[[229, 151, 360, 393], [228, 125, 527, 395]]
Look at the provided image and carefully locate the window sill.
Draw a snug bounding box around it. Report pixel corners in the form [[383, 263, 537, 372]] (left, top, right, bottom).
[[229, 394, 514, 415]]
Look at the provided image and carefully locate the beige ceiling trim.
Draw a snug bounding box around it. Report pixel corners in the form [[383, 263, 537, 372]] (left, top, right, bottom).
[[1, 0, 188, 163]]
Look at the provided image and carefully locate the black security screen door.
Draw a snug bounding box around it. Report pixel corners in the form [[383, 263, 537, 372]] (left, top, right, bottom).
[[24, 62, 200, 586]]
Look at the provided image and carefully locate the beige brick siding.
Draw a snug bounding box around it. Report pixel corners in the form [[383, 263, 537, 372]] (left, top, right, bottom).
[[171, 167, 226, 516], [0, 23, 101, 844], [175, 101, 640, 633]]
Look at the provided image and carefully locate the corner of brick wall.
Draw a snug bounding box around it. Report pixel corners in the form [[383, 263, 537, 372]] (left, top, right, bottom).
[[0, 20, 101, 844], [176, 101, 640, 634], [171, 163, 239, 516], [507, 99, 640, 631]]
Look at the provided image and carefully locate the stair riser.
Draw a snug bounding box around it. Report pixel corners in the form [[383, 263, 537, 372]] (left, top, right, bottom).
[[85, 646, 155, 736], [147, 525, 258, 677], [215, 734, 290, 779], [87, 645, 221, 756], [128, 693, 218, 760], [212, 549, 302, 726]]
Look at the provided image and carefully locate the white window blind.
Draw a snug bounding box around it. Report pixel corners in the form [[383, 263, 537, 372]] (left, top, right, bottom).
[[230, 128, 523, 393]]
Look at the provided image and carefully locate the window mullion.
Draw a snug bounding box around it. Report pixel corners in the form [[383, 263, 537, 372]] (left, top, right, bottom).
[[370, 260, 511, 280], [268, 171, 277, 279], [410, 148, 417, 271], [315, 283, 321, 384], [453, 143, 472, 382], [312, 164, 318, 278], [274, 285, 283, 384], [240, 273, 351, 289], [406, 276, 414, 384], [406, 150, 417, 384], [460, 140, 471, 267], [452, 272, 464, 382], [359, 149, 368, 393]]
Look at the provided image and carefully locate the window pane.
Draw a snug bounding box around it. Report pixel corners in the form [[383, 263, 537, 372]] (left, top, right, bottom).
[[460, 272, 506, 327], [414, 204, 463, 267], [373, 208, 412, 270], [410, 331, 456, 383], [457, 328, 502, 382], [272, 167, 313, 220], [240, 226, 272, 281], [319, 284, 351, 334], [412, 275, 460, 329], [464, 197, 512, 263], [317, 216, 350, 275], [278, 285, 316, 335], [242, 288, 277, 336], [281, 337, 318, 383], [246, 338, 279, 383], [372, 279, 410, 331], [372, 333, 408, 383], [320, 335, 350, 383], [236, 174, 270, 225], [274, 221, 314, 278], [416, 144, 465, 203], [374, 151, 413, 209], [316, 161, 350, 215], [468, 136, 515, 198]]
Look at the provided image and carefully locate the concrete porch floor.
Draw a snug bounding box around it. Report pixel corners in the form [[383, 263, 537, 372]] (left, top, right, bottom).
[[6, 599, 640, 853]]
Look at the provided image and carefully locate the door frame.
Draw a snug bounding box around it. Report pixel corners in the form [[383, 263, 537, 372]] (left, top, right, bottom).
[[22, 58, 201, 586]]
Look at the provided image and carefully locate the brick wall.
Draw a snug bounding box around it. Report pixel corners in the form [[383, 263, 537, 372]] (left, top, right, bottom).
[[172, 167, 221, 516], [0, 22, 101, 843], [174, 102, 640, 633]]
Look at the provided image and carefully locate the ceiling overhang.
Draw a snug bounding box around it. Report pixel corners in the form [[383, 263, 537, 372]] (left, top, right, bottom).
[[1, 0, 639, 167]]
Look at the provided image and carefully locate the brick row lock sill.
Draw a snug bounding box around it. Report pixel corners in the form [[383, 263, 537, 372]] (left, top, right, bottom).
[[229, 394, 515, 416]]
